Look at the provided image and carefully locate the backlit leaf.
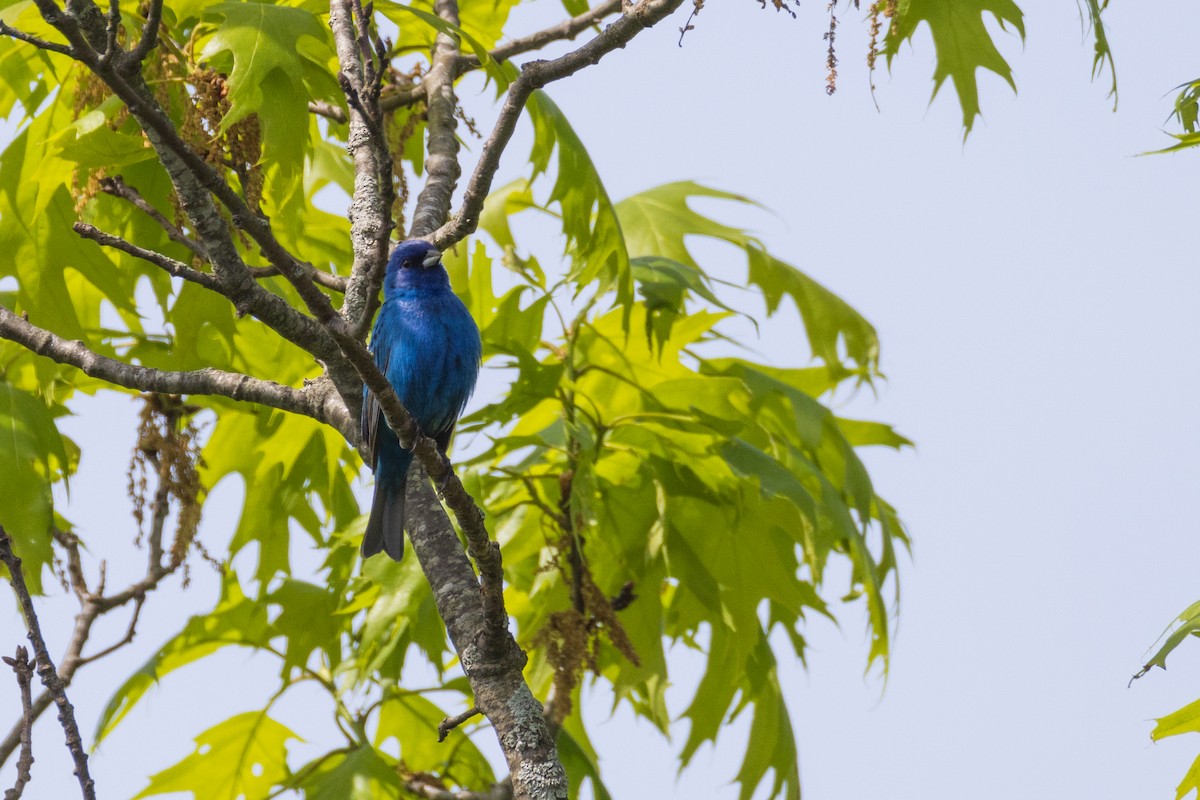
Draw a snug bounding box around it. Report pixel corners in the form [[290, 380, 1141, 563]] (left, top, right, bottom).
[[0, 382, 66, 593], [133, 711, 298, 800], [883, 0, 1025, 133]]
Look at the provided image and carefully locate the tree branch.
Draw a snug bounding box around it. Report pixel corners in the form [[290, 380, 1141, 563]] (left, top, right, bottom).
[[330, 0, 395, 336], [75, 596, 145, 666], [96, 177, 349, 292], [0, 306, 356, 441], [0, 527, 96, 800], [1, 648, 34, 800], [432, 0, 686, 249], [98, 176, 208, 259], [0, 21, 73, 56], [409, 0, 464, 237], [73, 222, 219, 289], [375, 0, 623, 115], [245, 264, 348, 293], [98, 0, 119, 65], [127, 0, 163, 64], [437, 705, 480, 742], [472, 0, 622, 67], [308, 99, 348, 124], [402, 467, 564, 800]]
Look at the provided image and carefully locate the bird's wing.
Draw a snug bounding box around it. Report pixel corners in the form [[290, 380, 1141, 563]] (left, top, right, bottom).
[[362, 327, 393, 468]]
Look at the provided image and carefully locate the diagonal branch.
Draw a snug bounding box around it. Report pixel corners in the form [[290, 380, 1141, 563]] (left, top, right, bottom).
[[0, 306, 355, 440], [98, 176, 207, 259], [373, 0, 623, 115], [437, 706, 481, 742], [73, 223, 219, 289], [0, 21, 74, 56], [246, 264, 348, 293], [90, 181, 351, 292], [0, 527, 96, 800], [470, 0, 622, 68], [409, 0, 464, 238], [432, 0, 686, 249]]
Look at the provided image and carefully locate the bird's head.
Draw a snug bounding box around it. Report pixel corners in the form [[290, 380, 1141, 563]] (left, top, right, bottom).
[[384, 240, 448, 294]]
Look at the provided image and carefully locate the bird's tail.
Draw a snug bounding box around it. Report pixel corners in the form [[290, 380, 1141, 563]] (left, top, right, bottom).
[[362, 453, 412, 561]]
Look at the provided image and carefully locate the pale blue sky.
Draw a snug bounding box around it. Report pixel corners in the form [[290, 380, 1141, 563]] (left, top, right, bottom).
[[3, 2, 1200, 799]]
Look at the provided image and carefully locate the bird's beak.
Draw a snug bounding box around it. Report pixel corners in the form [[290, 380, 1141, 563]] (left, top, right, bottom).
[[422, 250, 443, 268]]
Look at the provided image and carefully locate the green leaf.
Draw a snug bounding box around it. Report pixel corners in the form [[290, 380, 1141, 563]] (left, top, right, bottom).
[[355, 547, 448, 679], [526, 91, 632, 316], [1173, 756, 1200, 800], [95, 573, 273, 743], [269, 579, 343, 676], [1154, 696, 1200, 742], [731, 640, 800, 800], [1077, 0, 1116, 107], [1133, 599, 1200, 680], [834, 417, 913, 449], [478, 178, 535, 251], [633, 255, 741, 354], [0, 92, 142, 343], [0, 382, 67, 594], [884, 0, 1025, 133], [298, 745, 400, 800], [378, 1, 512, 86], [201, 405, 358, 582], [746, 246, 879, 374], [134, 710, 298, 800], [557, 715, 613, 800], [615, 182, 879, 374], [198, 3, 340, 205]]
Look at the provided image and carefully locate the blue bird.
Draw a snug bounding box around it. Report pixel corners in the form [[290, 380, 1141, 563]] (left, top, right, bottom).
[[361, 240, 481, 560]]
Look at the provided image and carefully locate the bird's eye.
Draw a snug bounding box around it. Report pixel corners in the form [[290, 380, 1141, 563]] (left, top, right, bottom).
[[402, 259, 412, 269]]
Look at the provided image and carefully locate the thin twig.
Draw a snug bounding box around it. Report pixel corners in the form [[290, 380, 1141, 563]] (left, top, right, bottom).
[[2, 648, 34, 800], [247, 264, 348, 293], [0, 527, 96, 800], [476, 0, 622, 66], [76, 596, 146, 666], [99, 176, 208, 259], [437, 706, 481, 742], [0, 22, 74, 56], [308, 99, 348, 123], [126, 0, 163, 63], [99, 0, 119, 64], [51, 530, 89, 601], [73, 222, 219, 289]]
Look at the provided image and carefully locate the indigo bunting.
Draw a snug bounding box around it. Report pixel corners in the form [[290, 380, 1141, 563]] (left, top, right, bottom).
[[361, 240, 481, 560]]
